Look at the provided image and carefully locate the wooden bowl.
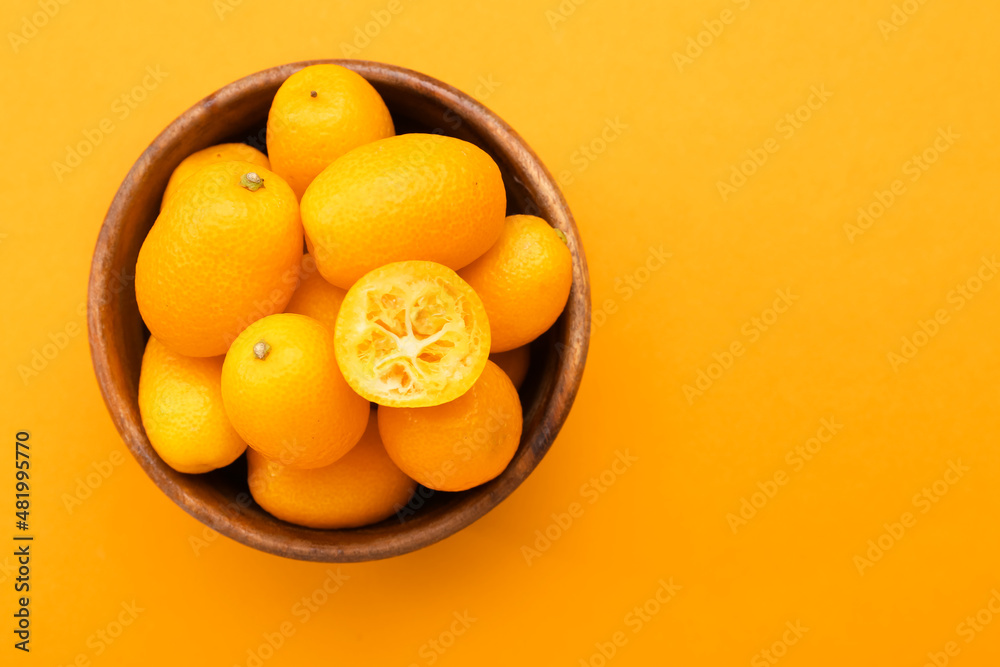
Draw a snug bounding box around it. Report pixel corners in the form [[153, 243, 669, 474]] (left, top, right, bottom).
[[88, 60, 590, 562]]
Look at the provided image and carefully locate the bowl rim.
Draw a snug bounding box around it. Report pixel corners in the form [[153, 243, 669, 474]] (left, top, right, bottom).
[[88, 59, 591, 562]]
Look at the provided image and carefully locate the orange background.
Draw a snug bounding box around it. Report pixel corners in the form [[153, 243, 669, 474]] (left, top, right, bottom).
[[3, 0, 1000, 664]]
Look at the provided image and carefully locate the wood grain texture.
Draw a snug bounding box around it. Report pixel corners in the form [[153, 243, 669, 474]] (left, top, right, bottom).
[[87, 60, 591, 562]]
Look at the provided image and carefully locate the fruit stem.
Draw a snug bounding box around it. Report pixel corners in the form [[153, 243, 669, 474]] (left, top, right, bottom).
[[253, 341, 271, 360], [310, 90, 318, 98], [241, 172, 264, 191]]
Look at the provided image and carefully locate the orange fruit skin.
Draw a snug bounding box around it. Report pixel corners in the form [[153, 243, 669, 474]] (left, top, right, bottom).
[[247, 409, 416, 529], [300, 133, 507, 289], [335, 261, 491, 408], [138, 337, 247, 474], [459, 214, 573, 352], [161, 143, 269, 210], [490, 345, 531, 389], [136, 161, 303, 357], [221, 313, 369, 469], [378, 361, 522, 492], [283, 254, 346, 335], [266, 64, 395, 199]]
